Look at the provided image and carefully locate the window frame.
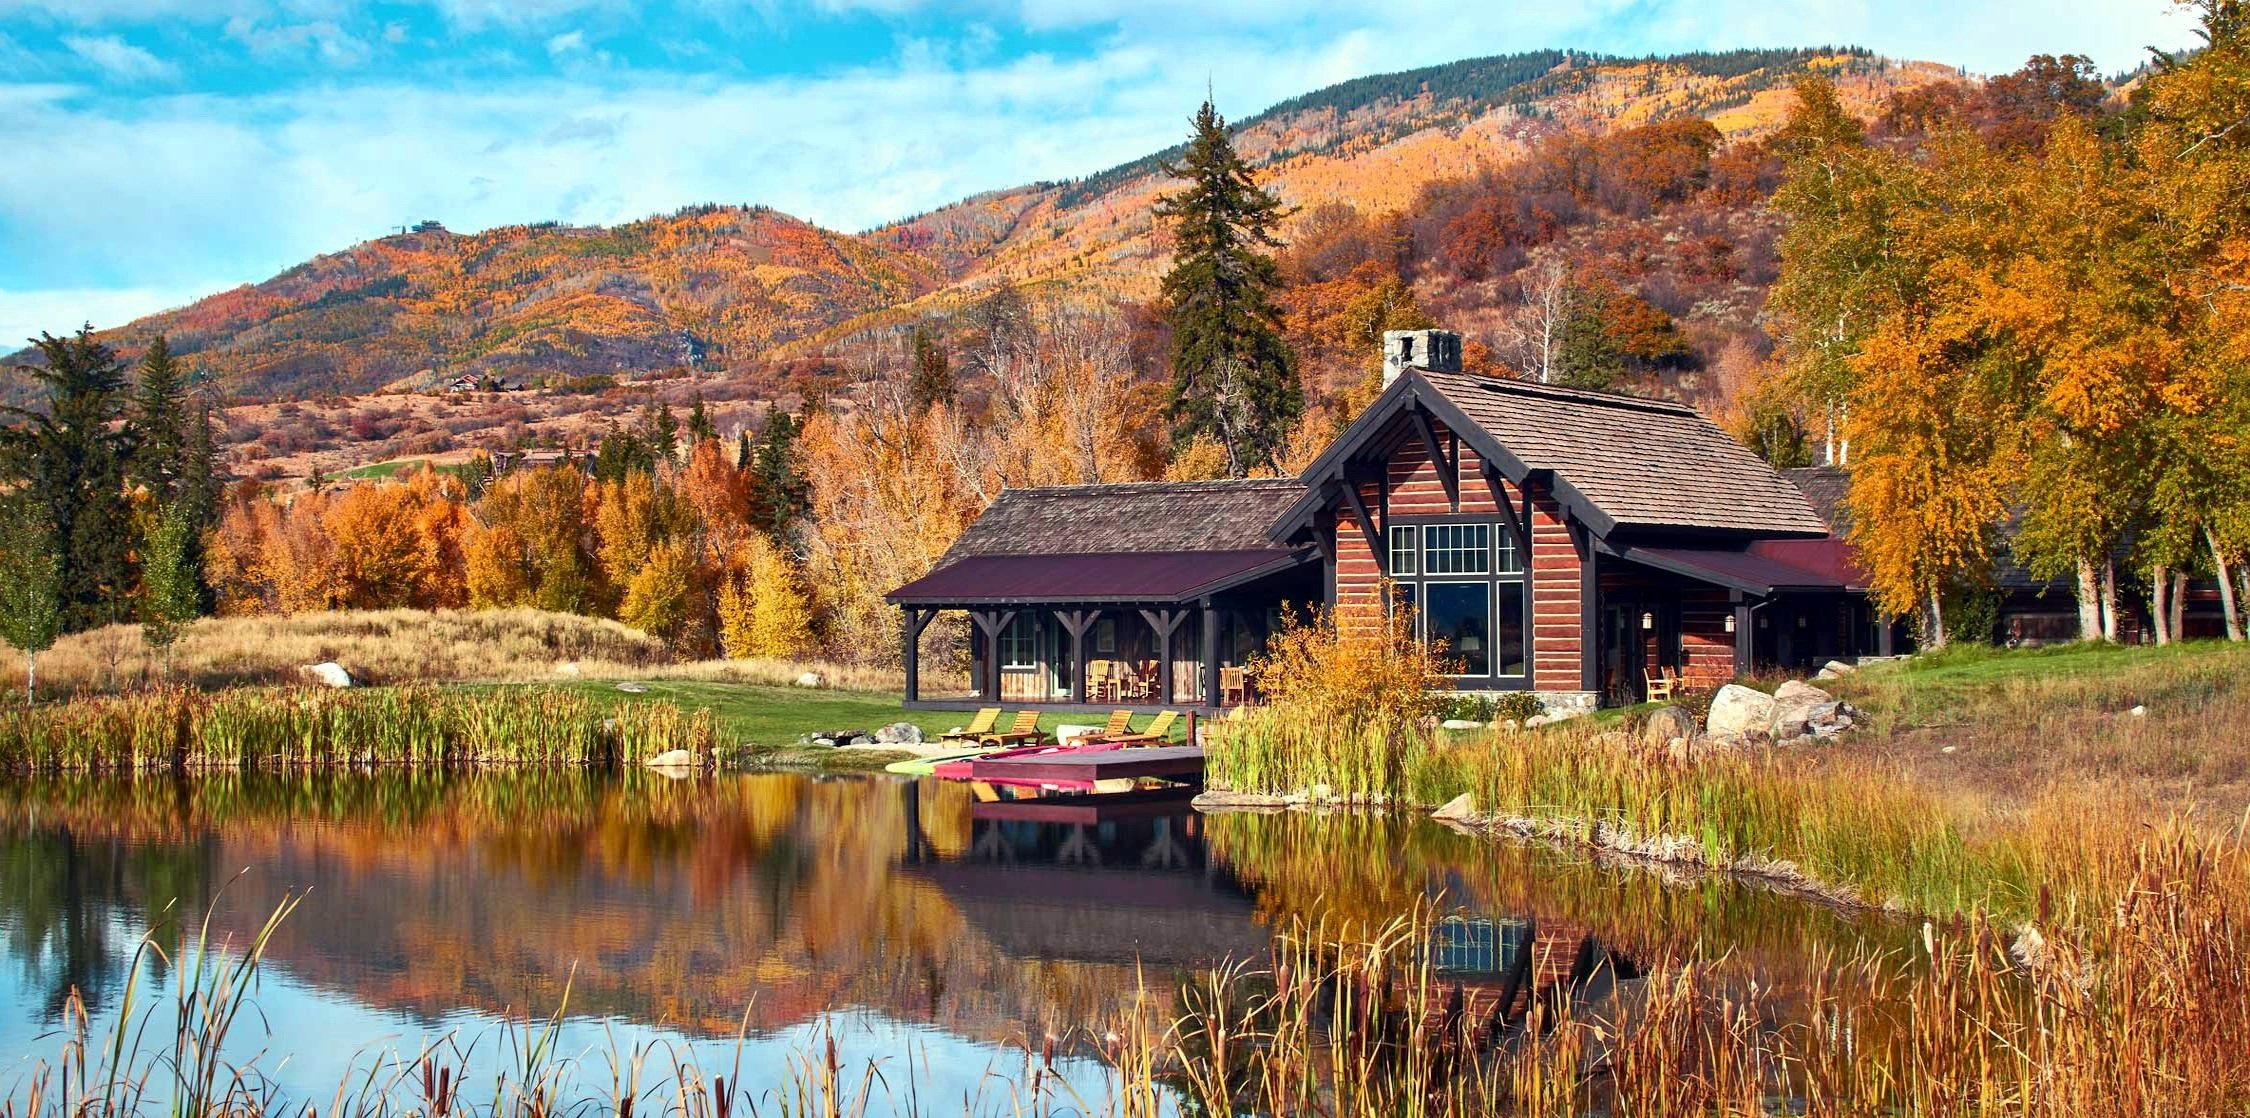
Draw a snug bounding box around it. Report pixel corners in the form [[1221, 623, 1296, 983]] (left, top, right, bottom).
[[1385, 514, 1532, 685], [999, 614, 1039, 670]]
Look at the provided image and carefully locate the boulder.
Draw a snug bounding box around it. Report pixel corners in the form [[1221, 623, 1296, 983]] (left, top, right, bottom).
[[1431, 793, 1478, 822], [1641, 705, 1699, 749], [1814, 659, 1858, 682], [643, 749, 697, 770], [615, 681, 650, 694], [303, 662, 356, 688], [873, 721, 925, 745], [793, 672, 824, 689], [1440, 718, 1484, 731], [1771, 680, 1839, 741], [1706, 684, 1776, 739]]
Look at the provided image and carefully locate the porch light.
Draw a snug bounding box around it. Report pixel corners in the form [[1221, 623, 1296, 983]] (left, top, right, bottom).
[[1758, 615, 1770, 630], [1796, 615, 1807, 629], [1640, 611, 1654, 631], [1724, 614, 1737, 634]]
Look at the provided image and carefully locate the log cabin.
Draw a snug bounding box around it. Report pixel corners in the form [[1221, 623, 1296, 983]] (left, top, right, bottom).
[[889, 329, 1898, 714]]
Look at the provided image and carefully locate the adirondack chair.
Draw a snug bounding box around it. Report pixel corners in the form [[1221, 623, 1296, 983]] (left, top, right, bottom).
[[979, 710, 1047, 746], [1098, 710, 1179, 746], [939, 708, 1002, 742]]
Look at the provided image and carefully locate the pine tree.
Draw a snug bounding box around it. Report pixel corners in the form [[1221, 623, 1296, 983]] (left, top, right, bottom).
[[0, 329, 139, 631], [0, 498, 63, 701], [747, 413, 812, 542], [130, 335, 189, 499], [907, 324, 955, 411], [1155, 100, 1301, 476], [648, 401, 681, 466], [687, 392, 718, 445]]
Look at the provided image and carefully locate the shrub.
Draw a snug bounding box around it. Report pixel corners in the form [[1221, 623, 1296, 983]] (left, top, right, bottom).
[[1490, 690, 1545, 723]]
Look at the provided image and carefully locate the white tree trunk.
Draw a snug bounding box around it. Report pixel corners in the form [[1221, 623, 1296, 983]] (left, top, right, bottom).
[[2101, 557, 2122, 643], [2209, 528, 2243, 642], [2170, 570, 2188, 643], [22, 651, 33, 705], [1924, 589, 1947, 649], [2150, 565, 2173, 645], [2076, 557, 2103, 642]]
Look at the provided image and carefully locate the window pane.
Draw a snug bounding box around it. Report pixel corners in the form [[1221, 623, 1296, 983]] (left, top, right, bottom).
[[1495, 580, 1526, 676], [1002, 615, 1037, 668], [1424, 582, 1491, 676], [1495, 525, 1523, 573], [1389, 525, 1418, 576], [1424, 523, 1491, 575]]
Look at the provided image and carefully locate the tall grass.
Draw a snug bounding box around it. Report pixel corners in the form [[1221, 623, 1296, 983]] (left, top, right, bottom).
[[0, 685, 716, 773]]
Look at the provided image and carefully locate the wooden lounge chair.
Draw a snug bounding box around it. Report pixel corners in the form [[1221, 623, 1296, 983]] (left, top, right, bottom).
[[1643, 668, 1676, 702], [1097, 710, 1179, 746], [979, 710, 1047, 746], [939, 708, 1002, 742], [1077, 709, 1134, 744]]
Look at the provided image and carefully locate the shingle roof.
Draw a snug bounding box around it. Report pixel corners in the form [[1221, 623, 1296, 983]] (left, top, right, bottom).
[[1780, 466, 1851, 531], [941, 478, 1308, 561], [889, 549, 1302, 605], [1419, 369, 1830, 536]]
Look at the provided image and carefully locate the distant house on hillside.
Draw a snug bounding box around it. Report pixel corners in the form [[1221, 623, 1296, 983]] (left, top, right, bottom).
[[443, 373, 483, 393], [890, 329, 1894, 715]]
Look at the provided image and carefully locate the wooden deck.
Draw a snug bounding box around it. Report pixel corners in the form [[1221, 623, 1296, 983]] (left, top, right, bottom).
[[970, 786, 1202, 824], [967, 745, 1206, 783]]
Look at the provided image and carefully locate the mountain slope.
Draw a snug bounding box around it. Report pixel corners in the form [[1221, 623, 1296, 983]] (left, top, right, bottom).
[[11, 47, 1945, 400]]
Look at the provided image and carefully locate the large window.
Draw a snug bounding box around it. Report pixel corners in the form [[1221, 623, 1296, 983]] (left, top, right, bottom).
[[1391, 519, 1528, 681], [999, 614, 1039, 669]]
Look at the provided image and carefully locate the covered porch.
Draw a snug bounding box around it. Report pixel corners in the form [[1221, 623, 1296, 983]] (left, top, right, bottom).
[[889, 547, 1321, 713], [1595, 540, 1891, 705]]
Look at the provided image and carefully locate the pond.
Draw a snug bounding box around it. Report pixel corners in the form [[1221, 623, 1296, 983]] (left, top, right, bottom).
[[0, 770, 1905, 1112]]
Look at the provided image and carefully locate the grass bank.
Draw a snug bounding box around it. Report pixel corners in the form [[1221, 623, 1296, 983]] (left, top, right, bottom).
[[1211, 639, 2250, 920], [0, 684, 715, 772]]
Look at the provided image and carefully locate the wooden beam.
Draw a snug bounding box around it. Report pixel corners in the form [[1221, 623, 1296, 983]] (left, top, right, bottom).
[[902, 608, 925, 703], [1410, 406, 1459, 512], [1139, 608, 1188, 705], [1341, 478, 1386, 576], [1578, 531, 1600, 693], [970, 610, 1016, 702], [1200, 603, 1221, 708], [1484, 464, 1528, 557], [1732, 592, 1755, 679], [1056, 609, 1096, 705]]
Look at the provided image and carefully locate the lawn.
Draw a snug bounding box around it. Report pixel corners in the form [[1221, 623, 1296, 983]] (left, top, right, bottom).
[[336, 459, 424, 479], [523, 680, 1187, 765]]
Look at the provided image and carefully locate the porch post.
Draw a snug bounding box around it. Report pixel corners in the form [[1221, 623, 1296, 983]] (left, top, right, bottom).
[[1200, 601, 1221, 708], [902, 608, 919, 703], [970, 610, 1015, 702], [1140, 609, 1186, 706], [1731, 592, 1754, 678], [1578, 527, 1600, 693], [1057, 609, 1095, 705]]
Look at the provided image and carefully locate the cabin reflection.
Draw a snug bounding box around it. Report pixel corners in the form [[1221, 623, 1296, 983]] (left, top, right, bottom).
[[901, 785, 1270, 968], [1429, 913, 1642, 1044]]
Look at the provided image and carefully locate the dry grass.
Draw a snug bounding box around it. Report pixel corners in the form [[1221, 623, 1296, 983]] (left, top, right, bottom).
[[0, 608, 954, 698]]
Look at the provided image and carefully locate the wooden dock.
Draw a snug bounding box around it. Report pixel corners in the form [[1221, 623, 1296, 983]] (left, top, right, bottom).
[[968, 745, 1205, 784], [971, 786, 1202, 824]]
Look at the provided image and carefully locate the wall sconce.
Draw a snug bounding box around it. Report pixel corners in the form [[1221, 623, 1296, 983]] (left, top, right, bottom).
[[1640, 611, 1655, 631], [1758, 615, 1769, 630], [1724, 614, 1737, 634], [1796, 615, 1807, 629]]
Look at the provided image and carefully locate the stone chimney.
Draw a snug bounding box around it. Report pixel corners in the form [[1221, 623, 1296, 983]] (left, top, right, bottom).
[[1382, 328, 1462, 386]]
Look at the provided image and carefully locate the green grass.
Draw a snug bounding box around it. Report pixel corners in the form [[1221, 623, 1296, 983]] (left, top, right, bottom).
[[521, 681, 1186, 757], [336, 459, 425, 479]]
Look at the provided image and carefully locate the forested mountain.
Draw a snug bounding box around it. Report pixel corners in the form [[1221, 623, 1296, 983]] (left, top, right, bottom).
[[6, 47, 1947, 403]]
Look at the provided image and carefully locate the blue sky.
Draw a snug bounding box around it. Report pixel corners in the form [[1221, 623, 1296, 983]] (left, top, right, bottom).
[[0, 0, 2203, 345]]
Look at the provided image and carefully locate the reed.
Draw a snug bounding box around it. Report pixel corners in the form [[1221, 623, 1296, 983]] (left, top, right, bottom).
[[0, 685, 716, 773]]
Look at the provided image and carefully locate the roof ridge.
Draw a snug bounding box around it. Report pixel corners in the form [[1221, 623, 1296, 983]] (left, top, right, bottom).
[[1000, 477, 1303, 496], [1422, 367, 1698, 416]]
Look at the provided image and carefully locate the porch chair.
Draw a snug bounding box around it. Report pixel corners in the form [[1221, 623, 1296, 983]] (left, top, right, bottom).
[[1643, 668, 1677, 703], [1220, 666, 1248, 706], [979, 710, 1048, 746], [1098, 709, 1179, 746], [939, 708, 1002, 742]]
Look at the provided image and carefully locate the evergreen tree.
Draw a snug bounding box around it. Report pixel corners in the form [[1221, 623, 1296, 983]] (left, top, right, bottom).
[[593, 421, 654, 481], [0, 329, 139, 631], [1551, 294, 1627, 390], [0, 497, 63, 701], [747, 413, 812, 543], [907, 324, 955, 410], [140, 499, 199, 674], [1155, 100, 1301, 476], [687, 392, 718, 445], [736, 430, 755, 470], [130, 335, 188, 498], [647, 401, 681, 465]]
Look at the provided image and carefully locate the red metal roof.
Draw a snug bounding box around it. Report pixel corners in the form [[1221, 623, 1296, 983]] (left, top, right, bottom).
[[1620, 544, 1855, 595], [887, 548, 1311, 605]]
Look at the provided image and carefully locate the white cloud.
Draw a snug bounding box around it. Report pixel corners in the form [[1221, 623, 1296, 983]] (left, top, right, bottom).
[[61, 33, 177, 80], [545, 29, 586, 55]]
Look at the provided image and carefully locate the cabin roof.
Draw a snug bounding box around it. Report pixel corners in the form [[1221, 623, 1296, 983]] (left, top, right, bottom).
[[1416, 368, 1832, 537], [940, 478, 1307, 561]]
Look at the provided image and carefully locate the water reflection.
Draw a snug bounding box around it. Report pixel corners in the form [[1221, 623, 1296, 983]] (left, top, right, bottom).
[[0, 770, 1905, 1105]]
